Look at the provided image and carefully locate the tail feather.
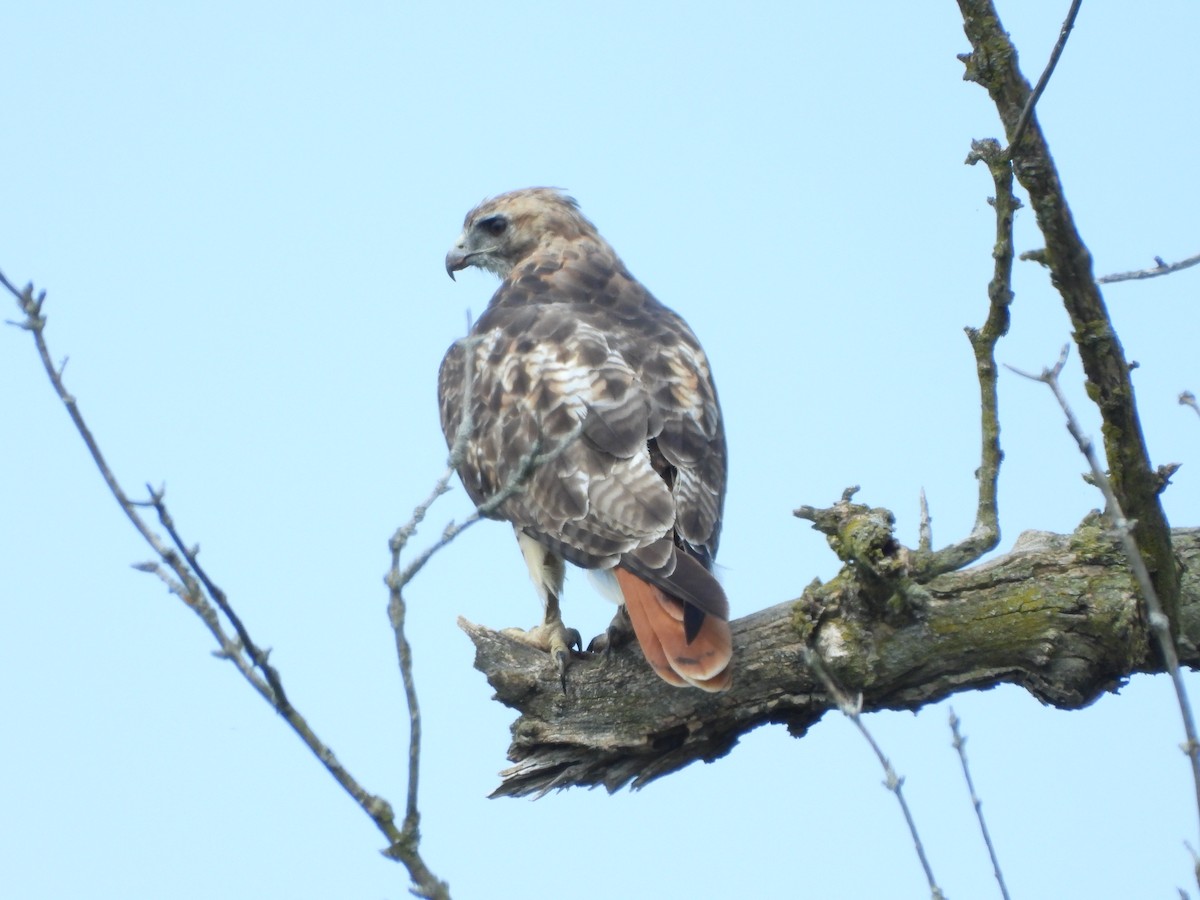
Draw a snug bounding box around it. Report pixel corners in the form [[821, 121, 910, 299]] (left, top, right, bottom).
[[615, 568, 732, 692]]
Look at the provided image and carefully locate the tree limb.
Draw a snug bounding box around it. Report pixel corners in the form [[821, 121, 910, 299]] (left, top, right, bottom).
[[1098, 251, 1200, 285], [465, 523, 1200, 797], [956, 0, 1181, 630]]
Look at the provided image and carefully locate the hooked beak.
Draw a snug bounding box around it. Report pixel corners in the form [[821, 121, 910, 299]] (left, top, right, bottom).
[[445, 245, 470, 281]]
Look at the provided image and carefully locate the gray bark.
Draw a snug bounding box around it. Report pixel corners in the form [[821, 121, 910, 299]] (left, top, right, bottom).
[[463, 524, 1200, 797]]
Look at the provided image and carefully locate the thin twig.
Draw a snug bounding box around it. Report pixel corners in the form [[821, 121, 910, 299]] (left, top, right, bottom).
[[1, 271, 179, 562], [1007, 0, 1084, 156], [379, 327, 584, 898], [146, 484, 293, 710], [1008, 346, 1200, 852], [375, 339, 485, 900], [949, 709, 1011, 900], [912, 139, 1012, 579], [2, 271, 433, 893], [393, 424, 583, 593], [390, 331, 584, 595], [918, 488, 933, 554], [803, 647, 945, 900], [1098, 251, 1200, 285]]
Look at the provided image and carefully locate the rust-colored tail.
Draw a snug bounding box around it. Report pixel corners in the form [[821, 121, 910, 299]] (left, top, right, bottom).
[[615, 568, 732, 692]]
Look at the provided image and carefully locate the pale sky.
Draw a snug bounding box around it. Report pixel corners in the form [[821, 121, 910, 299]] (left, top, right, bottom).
[[4, 2, 1199, 898]]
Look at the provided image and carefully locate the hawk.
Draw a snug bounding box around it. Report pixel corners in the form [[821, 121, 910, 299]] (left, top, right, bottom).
[[438, 188, 732, 692]]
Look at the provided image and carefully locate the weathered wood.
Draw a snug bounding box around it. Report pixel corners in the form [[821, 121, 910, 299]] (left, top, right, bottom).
[[464, 525, 1200, 797]]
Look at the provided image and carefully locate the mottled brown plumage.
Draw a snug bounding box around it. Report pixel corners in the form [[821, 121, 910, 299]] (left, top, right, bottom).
[[438, 188, 731, 691]]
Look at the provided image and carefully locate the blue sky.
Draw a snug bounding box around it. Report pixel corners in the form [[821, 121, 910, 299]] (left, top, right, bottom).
[[3, 2, 1199, 897]]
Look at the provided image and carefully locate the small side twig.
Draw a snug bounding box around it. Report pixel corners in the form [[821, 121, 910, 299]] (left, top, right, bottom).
[[1181, 392, 1199, 421], [146, 484, 293, 710], [1009, 346, 1200, 856], [912, 138, 1012, 579], [803, 647, 945, 900], [1007, 0, 1084, 156], [949, 709, 1011, 900], [1098, 251, 1200, 285], [918, 488, 933, 554], [380, 329, 584, 898]]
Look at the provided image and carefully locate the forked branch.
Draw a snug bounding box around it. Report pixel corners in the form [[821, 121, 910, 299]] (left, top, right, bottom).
[[3, 270, 447, 900], [957, 0, 1180, 628]]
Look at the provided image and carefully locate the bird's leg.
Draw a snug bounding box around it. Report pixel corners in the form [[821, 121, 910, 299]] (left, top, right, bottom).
[[501, 592, 582, 692], [586, 604, 634, 656], [505, 532, 580, 691]]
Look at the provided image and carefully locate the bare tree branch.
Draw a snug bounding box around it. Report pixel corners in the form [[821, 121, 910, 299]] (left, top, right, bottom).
[[1098, 251, 1200, 285], [957, 0, 1181, 632], [383, 475, 452, 898], [911, 137, 1013, 579], [2, 271, 441, 896], [1008, 347, 1200, 851], [805, 647, 945, 900], [466, 522, 1200, 796], [1006, 0, 1083, 156], [949, 709, 1011, 900], [144, 483, 295, 710], [375, 328, 588, 897]]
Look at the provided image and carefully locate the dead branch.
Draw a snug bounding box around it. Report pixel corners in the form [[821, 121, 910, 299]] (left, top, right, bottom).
[[1099, 251, 1200, 285], [465, 522, 1200, 797]]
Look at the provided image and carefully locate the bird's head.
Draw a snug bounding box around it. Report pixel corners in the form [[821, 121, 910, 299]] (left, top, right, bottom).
[[445, 187, 597, 280]]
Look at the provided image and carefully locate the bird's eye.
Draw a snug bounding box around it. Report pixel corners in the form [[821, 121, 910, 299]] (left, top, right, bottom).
[[478, 215, 508, 237]]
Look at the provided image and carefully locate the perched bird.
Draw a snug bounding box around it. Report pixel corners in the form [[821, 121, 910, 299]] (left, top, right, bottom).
[[438, 188, 732, 691]]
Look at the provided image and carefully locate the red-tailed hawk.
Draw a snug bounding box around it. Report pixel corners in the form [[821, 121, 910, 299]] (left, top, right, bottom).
[[439, 188, 732, 691]]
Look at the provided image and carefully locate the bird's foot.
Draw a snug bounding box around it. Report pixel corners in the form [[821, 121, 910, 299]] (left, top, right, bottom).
[[501, 619, 582, 692], [586, 606, 634, 656]]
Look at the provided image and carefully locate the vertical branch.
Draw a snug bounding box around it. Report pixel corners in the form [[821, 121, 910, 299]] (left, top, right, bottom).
[[918, 488, 933, 553], [963, 139, 1013, 548], [957, 0, 1181, 631], [911, 138, 1012, 579], [379, 326, 582, 894], [378, 337, 487, 900], [1010, 349, 1200, 861]]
